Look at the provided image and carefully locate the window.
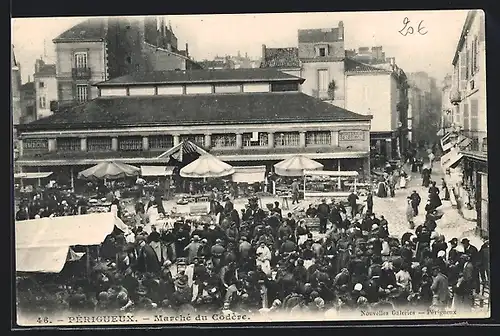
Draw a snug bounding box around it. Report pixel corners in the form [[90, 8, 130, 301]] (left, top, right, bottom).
[[23, 139, 48, 153], [306, 131, 331, 146], [87, 137, 112, 152], [463, 103, 470, 130], [57, 137, 80, 152], [119, 136, 142, 151], [126, 56, 132, 64], [180, 135, 205, 147], [470, 99, 479, 131], [274, 132, 300, 147], [74, 52, 88, 69], [271, 82, 299, 92], [319, 48, 326, 57], [243, 132, 269, 147], [149, 135, 173, 150], [39, 96, 46, 109], [76, 85, 88, 103], [318, 69, 329, 93], [212, 134, 237, 148], [39, 81, 45, 88]]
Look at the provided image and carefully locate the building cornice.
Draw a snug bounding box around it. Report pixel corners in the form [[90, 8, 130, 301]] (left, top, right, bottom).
[[18, 121, 371, 138], [452, 10, 478, 66], [53, 38, 105, 43]]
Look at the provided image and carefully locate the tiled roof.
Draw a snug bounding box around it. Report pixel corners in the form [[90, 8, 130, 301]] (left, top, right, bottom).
[[21, 82, 35, 92], [18, 92, 371, 131], [260, 47, 300, 68], [298, 28, 340, 43], [35, 64, 56, 77], [95, 68, 303, 86], [344, 58, 388, 73], [53, 18, 107, 42], [200, 60, 228, 69]]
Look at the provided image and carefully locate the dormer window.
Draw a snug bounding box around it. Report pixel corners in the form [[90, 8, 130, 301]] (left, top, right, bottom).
[[315, 44, 328, 57]]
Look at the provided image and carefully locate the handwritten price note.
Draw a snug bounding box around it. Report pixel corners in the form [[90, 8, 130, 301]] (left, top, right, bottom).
[[399, 17, 428, 36]]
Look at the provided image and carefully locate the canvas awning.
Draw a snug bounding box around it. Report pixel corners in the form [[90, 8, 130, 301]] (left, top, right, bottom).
[[232, 166, 266, 183], [16, 213, 115, 273], [141, 165, 175, 177], [457, 136, 472, 149], [14, 172, 53, 179], [441, 149, 464, 170], [156, 140, 208, 161]]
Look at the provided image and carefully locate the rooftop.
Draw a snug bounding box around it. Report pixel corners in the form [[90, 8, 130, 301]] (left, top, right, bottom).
[[260, 47, 300, 69], [95, 68, 304, 86], [18, 92, 371, 132], [53, 18, 107, 43], [344, 58, 389, 73], [298, 28, 341, 43], [35, 64, 56, 77]]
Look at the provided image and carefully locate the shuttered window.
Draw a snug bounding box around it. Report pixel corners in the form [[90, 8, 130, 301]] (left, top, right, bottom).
[[470, 99, 479, 131], [463, 103, 470, 130], [459, 52, 467, 91]]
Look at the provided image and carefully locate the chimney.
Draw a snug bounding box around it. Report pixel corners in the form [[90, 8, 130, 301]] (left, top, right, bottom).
[[338, 21, 344, 40], [262, 44, 266, 60], [185, 43, 189, 57]]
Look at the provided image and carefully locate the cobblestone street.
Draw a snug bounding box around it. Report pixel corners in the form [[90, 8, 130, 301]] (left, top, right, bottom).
[[372, 163, 483, 249]]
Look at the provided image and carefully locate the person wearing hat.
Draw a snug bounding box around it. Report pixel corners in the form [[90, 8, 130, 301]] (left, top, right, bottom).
[[171, 273, 192, 307], [461, 238, 481, 294], [136, 235, 162, 274], [410, 190, 421, 216], [430, 265, 450, 308], [291, 179, 300, 205], [317, 199, 330, 234]]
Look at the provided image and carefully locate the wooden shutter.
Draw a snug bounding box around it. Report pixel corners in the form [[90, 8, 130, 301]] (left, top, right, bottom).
[[470, 99, 478, 131], [459, 51, 467, 92]]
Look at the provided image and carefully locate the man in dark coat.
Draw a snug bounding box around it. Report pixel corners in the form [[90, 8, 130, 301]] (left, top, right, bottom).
[[348, 192, 359, 218], [317, 199, 330, 234], [461, 238, 481, 294], [136, 236, 161, 274], [410, 191, 421, 216]]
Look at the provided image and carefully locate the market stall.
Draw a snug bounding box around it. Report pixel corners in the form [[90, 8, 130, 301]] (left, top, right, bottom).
[[231, 165, 266, 198], [140, 165, 176, 198], [15, 213, 116, 274], [303, 170, 360, 199]]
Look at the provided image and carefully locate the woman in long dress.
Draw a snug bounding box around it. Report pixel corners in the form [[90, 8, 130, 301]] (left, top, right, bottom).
[[400, 170, 408, 189], [377, 180, 388, 198]]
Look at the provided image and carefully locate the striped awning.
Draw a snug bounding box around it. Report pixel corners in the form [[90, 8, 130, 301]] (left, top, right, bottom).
[[156, 140, 208, 161]]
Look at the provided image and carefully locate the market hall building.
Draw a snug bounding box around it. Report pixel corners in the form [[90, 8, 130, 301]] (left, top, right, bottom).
[[15, 68, 372, 188]]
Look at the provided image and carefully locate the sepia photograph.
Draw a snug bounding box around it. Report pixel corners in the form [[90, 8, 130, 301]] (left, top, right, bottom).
[[11, 9, 489, 327]]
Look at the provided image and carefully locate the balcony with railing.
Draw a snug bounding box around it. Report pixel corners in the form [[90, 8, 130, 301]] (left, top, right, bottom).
[[460, 130, 487, 159], [72, 67, 92, 80]]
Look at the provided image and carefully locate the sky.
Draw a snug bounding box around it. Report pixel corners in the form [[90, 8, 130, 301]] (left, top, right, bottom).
[[12, 10, 469, 85]]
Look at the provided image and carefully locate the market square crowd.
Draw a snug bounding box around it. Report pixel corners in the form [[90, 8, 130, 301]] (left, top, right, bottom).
[[16, 168, 489, 318]]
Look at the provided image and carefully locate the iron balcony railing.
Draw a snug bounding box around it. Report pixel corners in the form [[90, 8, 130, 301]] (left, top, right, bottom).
[[71, 67, 92, 80]]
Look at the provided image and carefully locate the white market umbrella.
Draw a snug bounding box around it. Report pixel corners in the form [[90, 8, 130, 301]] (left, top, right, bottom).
[[180, 154, 235, 178], [274, 155, 323, 177]]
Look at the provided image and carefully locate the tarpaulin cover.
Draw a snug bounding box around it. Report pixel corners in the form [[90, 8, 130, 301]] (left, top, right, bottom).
[[14, 172, 53, 179], [140, 166, 175, 176], [232, 166, 266, 183], [16, 246, 70, 273], [274, 155, 323, 177], [180, 154, 235, 178], [15, 213, 115, 273]]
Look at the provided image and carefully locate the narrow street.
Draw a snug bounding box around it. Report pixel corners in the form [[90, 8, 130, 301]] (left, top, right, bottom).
[[372, 162, 482, 248]]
